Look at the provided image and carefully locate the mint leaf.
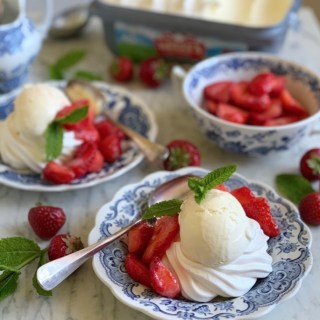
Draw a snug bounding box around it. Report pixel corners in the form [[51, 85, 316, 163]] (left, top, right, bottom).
[[0, 270, 20, 301], [142, 199, 183, 220], [275, 174, 314, 204], [56, 106, 88, 124], [73, 70, 102, 81], [0, 237, 41, 271], [45, 122, 64, 161], [188, 165, 237, 204], [32, 250, 52, 296], [49, 65, 64, 80]]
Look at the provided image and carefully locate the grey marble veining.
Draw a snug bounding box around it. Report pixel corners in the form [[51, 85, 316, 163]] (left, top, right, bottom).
[[0, 7, 320, 320]]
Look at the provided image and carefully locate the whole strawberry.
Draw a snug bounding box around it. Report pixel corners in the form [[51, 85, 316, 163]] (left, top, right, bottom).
[[139, 57, 169, 88], [299, 148, 320, 181], [28, 205, 66, 240], [299, 192, 320, 225], [163, 139, 201, 171], [110, 56, 133, 82], [48, 234, 84, 261]]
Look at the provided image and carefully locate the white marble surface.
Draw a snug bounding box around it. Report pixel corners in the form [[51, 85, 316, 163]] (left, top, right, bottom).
[[1, 6, 320, 320]]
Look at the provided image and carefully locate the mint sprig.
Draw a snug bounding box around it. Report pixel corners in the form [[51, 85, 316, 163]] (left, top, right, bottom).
[[189, 165, 237, 204], [45, 106, 88, 161], [275, 174, 314, 204], [142, 199, 183, 220], [0, 237, 51, 301]]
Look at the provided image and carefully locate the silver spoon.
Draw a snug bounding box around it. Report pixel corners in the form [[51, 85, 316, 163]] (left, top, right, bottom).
[[49, 6, 90, 39], [65, 79, 169, 163], [36, 174, 195, 291]]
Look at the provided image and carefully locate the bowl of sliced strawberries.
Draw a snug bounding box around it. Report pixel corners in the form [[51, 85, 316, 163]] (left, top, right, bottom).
[[179, 52, 320, 155]]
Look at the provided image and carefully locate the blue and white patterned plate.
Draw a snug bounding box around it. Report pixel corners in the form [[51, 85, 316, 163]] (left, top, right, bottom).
[[88, 167, 312, 320], [0, 82, 157, 192]]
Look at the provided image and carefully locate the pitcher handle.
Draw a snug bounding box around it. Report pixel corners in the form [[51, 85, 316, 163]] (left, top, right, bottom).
[[26, 0, 53, 38], [171, 65, 187, 99]]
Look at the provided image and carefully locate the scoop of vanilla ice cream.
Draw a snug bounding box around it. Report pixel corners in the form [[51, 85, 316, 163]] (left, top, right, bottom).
[[179, 189, 256, 267], [0, 84, 80, 172]]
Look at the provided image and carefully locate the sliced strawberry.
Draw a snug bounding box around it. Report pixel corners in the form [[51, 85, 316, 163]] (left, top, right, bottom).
[[242, 197, 280, 237], [231, 186, 256, 206], [280, 89, 309, 116], [68, 142, 97, 178], [214, 184, 230, 192], [95, 118, 126, 140], [142, 216, 179, 265], [216, 103, 250, 124], [263, 115, 301, 126], [125, 253, 151, 287], [128, 221, 154, 255], [203, 81, 233, 103], [249, 72, 285, 97], [230, 81, 271, 112], [203, 99, 218, 115], [99, 133, 122, 163], [250, 98, 282, 125], [87, 149, 104, 173], [42, 161, 76, 184], [74, 124, 100, 144], [150, 256, 180, 298]]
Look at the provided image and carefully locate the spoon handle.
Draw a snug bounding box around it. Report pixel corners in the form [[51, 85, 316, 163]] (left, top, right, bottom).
[[37, 219, 141, 291]]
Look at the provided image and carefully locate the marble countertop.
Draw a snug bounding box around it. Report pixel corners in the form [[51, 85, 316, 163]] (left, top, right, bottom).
[[1, 6, 320, 320]]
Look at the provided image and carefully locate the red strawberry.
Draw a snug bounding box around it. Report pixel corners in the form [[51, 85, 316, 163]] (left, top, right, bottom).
[[124, 253, 151, 287], [68, 142, 97, 178], [88, 149, 104, 173], [263, 115, 301, 126], [99, 133, 122, 163], [74, 124, 100, 144], [249, 72, 285, 96], [139, 57, 169, 88], [127, 221, 154, 255], [203, 81, 233, 103], [216, 103, 250, 124], [28, 205, 66, 240], [299, 192, 320, 225], [204, 99, 218, 115], [280, 89, 309, 116], [42, 161, 76, 184], [231, 186, 256, 205], [142, 215, 179, 265], [250, 99, 282, 125], [48, 234, 84, 261], [242, 197, 280, 237], [110, 56, 133, 82], [163, 140, 201, 171], [149, 256, 180, 298], [95, 118, 125, 140], [299, 148, 320, 181]]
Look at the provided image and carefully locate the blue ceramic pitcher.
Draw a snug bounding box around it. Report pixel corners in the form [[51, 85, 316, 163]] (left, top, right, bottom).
[[0, 0, 52, 94]]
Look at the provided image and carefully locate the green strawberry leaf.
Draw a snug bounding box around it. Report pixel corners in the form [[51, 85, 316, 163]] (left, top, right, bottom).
[[45, 122, 64, 161], [142, 199, 183, 220], [0, 270, 20, 301], [306, 154, 320, 176], [32, 249, 52, 296], [275, 174, 314, 204], [56, 106, 88, 124], [0, 237, 41, 271], [188, 165, 237, 204], [73, 70, 102, 81]]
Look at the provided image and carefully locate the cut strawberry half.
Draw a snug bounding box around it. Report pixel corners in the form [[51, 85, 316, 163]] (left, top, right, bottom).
[[87, 149, 104, 173], [231, 186, 256, 206], [95, 118, 126, 140], [74, 124, 100, 144], [203, 81, 233, 103], [216, 103, 250, 124], [203, 99, 218, 115], [249, 72, 285, 97], [280, 89, 309, 116], [128, 221, 154, 256], [263, 115, 301, 126], [99, 133, 122, 163], [142, 215, 179, 265], [150, 256, 180, 298], [124, 253, 151, 288], [250, 98, 282, 125], [42, 161, 75, 184], [242, 197, 280, 237]]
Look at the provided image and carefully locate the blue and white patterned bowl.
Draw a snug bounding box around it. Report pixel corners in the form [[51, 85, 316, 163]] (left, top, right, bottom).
[[88, 167, 312, 320], [181, 52, 320, 156], [0, 81, 157, 192]]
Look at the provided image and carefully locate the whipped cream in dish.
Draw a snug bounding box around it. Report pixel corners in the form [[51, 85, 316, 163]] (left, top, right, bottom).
[[164, 189, 272, 302], [0, 84, 81, 173]]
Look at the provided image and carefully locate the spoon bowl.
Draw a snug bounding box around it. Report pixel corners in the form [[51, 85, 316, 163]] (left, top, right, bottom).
[[36, 174, 196, 291]]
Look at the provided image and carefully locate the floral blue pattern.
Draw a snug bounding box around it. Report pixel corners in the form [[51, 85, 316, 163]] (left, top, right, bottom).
[[184, 54, 320, 156], [89, 167, 312, 320], [0, 82, 156, 191]]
